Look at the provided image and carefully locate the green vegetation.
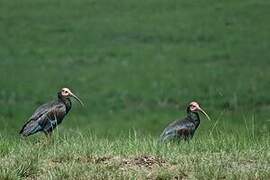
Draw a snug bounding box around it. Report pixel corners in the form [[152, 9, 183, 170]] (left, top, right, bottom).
[[0, 0, 269, 179], [0, 133, 269, 179]]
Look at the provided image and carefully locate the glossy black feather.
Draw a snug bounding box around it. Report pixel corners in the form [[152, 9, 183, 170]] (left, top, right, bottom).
[[19, 92, 72, 137], [160, 107, 200, 142]]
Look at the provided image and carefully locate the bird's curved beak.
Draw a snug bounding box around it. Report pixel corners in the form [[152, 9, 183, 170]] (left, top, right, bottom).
[[70, 92, 84, 106], [198, 107, 211, 121]]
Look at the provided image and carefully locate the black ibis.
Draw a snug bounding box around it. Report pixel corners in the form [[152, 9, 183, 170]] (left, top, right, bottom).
[[19, 88, 83, 137], [160, 101, 210, 142]]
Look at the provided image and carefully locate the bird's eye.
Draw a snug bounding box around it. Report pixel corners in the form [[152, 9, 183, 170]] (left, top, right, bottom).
[[190, 105, 197, 110]]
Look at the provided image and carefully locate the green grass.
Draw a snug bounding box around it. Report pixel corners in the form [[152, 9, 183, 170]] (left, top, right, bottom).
[[0, 132, 270, 179], [0, 0, 270, 179], [0, 132, 269, 179]]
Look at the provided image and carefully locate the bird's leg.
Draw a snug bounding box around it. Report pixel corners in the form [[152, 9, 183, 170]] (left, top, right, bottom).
[[43, 114, 56, 144], [44, 131, 53, 144], [184, 134, 193, 143], [45, 132, 52, 138], [185, 137, 190, 143]]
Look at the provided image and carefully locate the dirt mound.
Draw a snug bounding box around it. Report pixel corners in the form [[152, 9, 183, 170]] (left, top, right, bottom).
[[122, 155, 167, 169], [50, 154, 168, 169]]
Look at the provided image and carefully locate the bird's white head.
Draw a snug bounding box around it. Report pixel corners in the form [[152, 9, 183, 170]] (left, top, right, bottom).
[[60, 88, 84, 106], [189, 101, 210, 120], [61, 88, 72, 97]]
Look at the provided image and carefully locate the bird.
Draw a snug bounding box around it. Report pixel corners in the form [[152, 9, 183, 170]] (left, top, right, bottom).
[[160, 101, 210, 142], [19, 88, 84, 137]]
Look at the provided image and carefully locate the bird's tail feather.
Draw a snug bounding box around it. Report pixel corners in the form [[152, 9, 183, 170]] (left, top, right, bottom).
[[159, 130, 176, 142], [19, 121, 42, 137]]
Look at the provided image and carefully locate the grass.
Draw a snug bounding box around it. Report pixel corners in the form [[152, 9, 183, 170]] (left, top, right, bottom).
[[0, 0, 270, 179], [0, 131, 269, 179]]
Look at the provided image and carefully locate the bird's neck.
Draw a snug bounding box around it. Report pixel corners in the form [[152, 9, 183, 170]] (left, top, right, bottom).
[[58, 93, 72, 112], [187, 109, 200, 127]]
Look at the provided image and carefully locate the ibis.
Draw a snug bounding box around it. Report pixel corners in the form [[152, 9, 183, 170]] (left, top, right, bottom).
[[160, 101, 210, 142], [19, 88, 83, 137]]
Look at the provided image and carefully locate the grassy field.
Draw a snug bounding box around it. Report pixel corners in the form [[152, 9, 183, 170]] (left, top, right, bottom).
[[0, 133, 269, 179], [0, 0, 270, 179]]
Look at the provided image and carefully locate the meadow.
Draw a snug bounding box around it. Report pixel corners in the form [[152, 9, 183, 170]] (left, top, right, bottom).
[[0, 0, 269, 179]]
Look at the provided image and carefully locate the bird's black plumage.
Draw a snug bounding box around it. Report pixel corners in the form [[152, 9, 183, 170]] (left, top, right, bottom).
[[19, 88, 82, 137], [160, 102, 210, 142]]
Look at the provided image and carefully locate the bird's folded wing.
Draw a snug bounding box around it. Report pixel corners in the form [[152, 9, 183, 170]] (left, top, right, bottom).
[[160, 121, 195, 141], [160, 122, 180, 141], [29, 101, 56, 121], [34, 104, 67, 126], [20, 103, 66, 136], [42, 104, 67, 131]]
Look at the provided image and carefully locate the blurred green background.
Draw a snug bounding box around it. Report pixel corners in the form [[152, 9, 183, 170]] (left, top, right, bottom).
[[0, 0, 269, 138]]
